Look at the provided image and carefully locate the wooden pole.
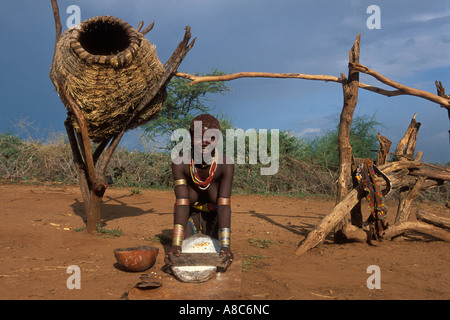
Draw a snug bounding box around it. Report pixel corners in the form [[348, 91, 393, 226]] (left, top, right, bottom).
[[334, 34, 361, 230], [176, 71, 448, 108]]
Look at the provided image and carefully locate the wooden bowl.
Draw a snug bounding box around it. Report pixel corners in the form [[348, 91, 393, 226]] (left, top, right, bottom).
[[114, 246, 159, 272]]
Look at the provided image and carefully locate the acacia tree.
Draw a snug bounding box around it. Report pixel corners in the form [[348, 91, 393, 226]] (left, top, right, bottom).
[[141, 68, 233, 149]]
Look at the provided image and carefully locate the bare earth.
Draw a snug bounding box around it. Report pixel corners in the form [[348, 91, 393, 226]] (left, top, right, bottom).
[[1, 183, 449, 300]]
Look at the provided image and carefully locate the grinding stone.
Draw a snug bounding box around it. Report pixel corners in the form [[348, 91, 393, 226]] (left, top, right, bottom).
[[171, 234, 220, 283]]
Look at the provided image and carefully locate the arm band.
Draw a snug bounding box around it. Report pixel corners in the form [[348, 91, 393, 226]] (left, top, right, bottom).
[[174, 179, 187, 187], [175, 198, 190, 206], [217, 197, 231, 206], [172, 224, 184, 247], [219, 228, 231, 248]]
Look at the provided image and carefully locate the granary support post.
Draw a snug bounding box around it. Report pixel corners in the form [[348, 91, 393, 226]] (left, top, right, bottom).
[[60, 86, 109, 233], [49, 4, 112, 231]]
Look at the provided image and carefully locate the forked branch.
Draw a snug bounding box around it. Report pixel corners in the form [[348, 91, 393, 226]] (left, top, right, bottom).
[[140, 21, 155, 35], [351, 63, 450, 108]]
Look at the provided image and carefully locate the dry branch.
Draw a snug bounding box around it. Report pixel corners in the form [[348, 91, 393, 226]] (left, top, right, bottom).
[[435, 81, 450, 125], [383, 221, 450, 242], [416, 210, 450, 230], [175, 71, 341, 85], [357, 83, 403, 97], [435, 81, 449, 101], [50, 0, 62, 64], [140, 21, 155, 35], [136, 21, 144, 32], [176, 71, 412, 99], [175, 68, 449, 110], [395, 176, 426, 223], [379, 160, 422, 174], [295, 188, 360, 256], [351, 63, 450, 108], [395, 113, 420, 157], [50, 0, 61, 43], [376, 133, 392, 166], [408, 168, 450, 181]]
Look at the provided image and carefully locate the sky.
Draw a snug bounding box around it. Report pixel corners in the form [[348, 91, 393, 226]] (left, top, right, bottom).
[[1, 0, 449, 164]]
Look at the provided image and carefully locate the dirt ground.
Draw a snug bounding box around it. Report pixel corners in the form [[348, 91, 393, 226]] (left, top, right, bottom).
[[1, 183, 449, 300]]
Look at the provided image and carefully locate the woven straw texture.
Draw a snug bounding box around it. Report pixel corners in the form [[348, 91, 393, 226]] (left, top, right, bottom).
[[51, 15, 166, 142]]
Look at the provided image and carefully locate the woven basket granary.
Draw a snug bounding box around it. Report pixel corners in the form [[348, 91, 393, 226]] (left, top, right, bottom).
[[50, 15, 167, 142]]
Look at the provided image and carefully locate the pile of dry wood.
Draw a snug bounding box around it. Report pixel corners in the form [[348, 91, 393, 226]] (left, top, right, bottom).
[[296, 114, 450, 256]]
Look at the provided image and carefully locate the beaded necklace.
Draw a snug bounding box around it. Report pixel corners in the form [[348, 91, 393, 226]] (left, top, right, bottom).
[[189, 150, 218, 190]]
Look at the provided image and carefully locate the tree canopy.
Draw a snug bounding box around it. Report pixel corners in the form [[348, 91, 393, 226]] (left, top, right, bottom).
[[141, 68, 233, 149]]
